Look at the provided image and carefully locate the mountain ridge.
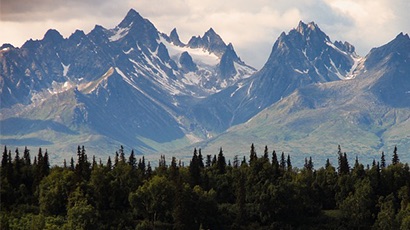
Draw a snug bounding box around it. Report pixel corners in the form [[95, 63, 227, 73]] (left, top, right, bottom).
[[1, 9, 409, 165], [0, 9, 256, 160]]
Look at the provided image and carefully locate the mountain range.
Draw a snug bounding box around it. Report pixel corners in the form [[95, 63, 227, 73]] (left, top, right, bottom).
[[1, 9, 409, 165]]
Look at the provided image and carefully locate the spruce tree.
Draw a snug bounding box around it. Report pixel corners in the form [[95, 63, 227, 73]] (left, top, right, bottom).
[[138, 156, 146, 172], [263, 146, 269, 160], [272, 151, 279, 168], [206, 155, 212, 168], [43, 149, 50, 176], [189, 148, 201, 186], [211, 155, 217, 166], [241, 156, 247, 166], [280, 152, 286, 170], [337, 146, 350, 174], [114, 151, 119, 167], [146, 162, 152, 178], [1, 145, 8, 169], [36, 148, 44, 181], [325, 158, 331, 169], [249, 143, 257, 164], [233, 155, 239, 168], [119, 145, 126, 163], [92, 155, 97, 170], [304, 157, 313, 171], [392, 146, 399, 165], [287, 154, 292, 171], [381, 151, 386, 169], [70, 157, 75, 171], [198, 149, 204, 168], [23, 146, 31, 166], [169, 157, 179, 181], [1, 146, 12, 183], [217, 148, 226, 174], [128, 149, 137, 169], [106, 156, 112, 170]]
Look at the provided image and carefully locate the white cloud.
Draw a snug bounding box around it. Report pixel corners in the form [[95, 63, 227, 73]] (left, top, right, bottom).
[[0, 0, 408, 68]]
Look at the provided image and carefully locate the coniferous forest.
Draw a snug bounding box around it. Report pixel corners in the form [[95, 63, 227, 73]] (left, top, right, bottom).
[[1, 144, 410, 230]]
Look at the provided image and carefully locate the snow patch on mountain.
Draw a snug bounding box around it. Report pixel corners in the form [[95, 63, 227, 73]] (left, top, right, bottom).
[[160, 36, 219, 66], [346, 57, 365, 80], [109, 23, 132, 42], [61, 63, 70, 77]]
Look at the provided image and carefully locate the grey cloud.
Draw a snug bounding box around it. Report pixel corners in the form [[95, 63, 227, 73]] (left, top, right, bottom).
[[0, 0, 128, 22]]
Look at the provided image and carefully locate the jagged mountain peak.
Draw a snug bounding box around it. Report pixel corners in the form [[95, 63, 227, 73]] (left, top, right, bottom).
[[293, 21, 329, 42], [364, 32, 410, 69], [0, 43, 15, 50], [396, 32, 410, 40], [187, 27, 227, 57], [334, 40, 356, 54], [296, 21, 318, 33], [68, 29, 86, 43], [118, 8, 144, 28], [203, 27, 218, 37], [43, 29, 64, 43], [90, 24, 107, 34], [203, 28, 226, 45], [169, 28, 185, 47]]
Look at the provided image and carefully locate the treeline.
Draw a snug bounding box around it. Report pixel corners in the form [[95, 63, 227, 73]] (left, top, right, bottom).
[[1, 144, 410, 229]]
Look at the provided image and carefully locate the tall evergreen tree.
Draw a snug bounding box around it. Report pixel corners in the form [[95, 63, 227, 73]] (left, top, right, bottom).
[[287, 154, 292, 171], [249, 143, 257, 164], [114, 151, 119, 167], [263, 146, 269, 160], [1, 145, 8, 169], [217, 148, 226, 174], [198, 149, 204, 169], [43, 149, 50, 176], [189, 148, 201, 186], [146, 162, 152, 178], [75, 146, 90, 181], [92, 155, 97, 170], [138, 156, 146, 173], [206, 155, 212, 168], [23, 146, 31, 166], [241, 156, 247, 166], [392, 146, 399, 165], [305, 157, 313, 171], [70, 157, 75, 171], [119, 145, 126, 163], [325, 158, 331, 169], [338, 146, 350, 174], [233, 155, 239, 168], [381, 151, 386, 169], [272, 150, 279, 168], [169, 157, 179, 181], [35, 148, 45, 181], [128, 149, 137, 169], [211, 155, 217, 166], [280, 152, 286, 170], [106, 156, 112, 170], [1, 146, 12, 183]]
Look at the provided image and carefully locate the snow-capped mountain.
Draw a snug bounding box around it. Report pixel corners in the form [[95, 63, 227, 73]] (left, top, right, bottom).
[[189, 21, 359, 132], [196, 32, 410, 164], [0, 9, 255, 159], [1, 9, 409, 164]]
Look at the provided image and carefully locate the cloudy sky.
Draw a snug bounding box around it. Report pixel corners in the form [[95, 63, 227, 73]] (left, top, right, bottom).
[[1, 0, 409, 68]]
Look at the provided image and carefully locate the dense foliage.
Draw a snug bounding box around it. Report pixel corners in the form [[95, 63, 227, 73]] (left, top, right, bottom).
[[1, 144, 410, 229]]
